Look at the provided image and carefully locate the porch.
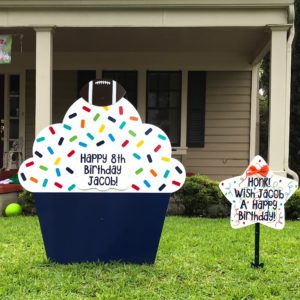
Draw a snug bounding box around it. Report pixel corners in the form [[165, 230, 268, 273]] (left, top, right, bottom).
[[0, 2, 295, 181]]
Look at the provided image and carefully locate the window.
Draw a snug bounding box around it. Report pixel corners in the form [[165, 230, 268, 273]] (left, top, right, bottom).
[[146, 71, 181, 147], [77, 70, 96, 98], [102, 71, 138, 108], [187, 71, 206, 147]]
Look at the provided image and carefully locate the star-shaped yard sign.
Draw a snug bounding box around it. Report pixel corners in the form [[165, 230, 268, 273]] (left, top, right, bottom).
[[219, 156, 298, 230]]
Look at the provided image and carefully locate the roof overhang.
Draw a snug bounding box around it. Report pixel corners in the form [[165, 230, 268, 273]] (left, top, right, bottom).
[[0, 0, 294, 9]]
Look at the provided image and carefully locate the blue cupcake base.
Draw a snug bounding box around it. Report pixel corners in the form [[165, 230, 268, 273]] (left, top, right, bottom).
[[35, 193, 170, 264]]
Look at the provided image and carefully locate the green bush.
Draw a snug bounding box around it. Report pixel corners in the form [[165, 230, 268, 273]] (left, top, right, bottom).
[[18, 190, 36, 215], [286, 189, 300, 220], [174, 175, 230, 218]]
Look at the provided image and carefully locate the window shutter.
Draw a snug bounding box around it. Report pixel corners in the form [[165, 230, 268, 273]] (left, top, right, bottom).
[[187, 71, 206, 148]]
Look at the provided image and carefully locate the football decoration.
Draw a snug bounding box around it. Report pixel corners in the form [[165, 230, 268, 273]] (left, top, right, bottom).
[[80, 79, 126, 106]]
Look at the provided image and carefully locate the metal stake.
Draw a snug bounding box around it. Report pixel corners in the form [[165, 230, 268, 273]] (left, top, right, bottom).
[[251, 223, 264, 268]]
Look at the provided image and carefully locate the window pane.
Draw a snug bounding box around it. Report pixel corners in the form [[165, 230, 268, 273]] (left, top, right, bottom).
[[148, 92, 157, 108], [147, 109, 180, 146], [169, 91, 180, 107], [77, 70, 96, 98], [158, 73, 169, 91], [10, 98, 19, 117], [9, 75, 20, 95], [170, 73, 180, 90], [9, 119, 19, 139], [146, 71, 181, 146], [148, 73, 158, 91], [158, 92, 169, 108]]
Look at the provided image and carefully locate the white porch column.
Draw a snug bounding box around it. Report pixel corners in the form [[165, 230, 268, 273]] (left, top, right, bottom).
[[268, 26, 288, 174], [35, 27, 53, 135]]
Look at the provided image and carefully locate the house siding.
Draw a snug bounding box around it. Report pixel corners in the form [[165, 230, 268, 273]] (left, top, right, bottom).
[[182, 71, 251, 181], [25, 70, 251, 181]]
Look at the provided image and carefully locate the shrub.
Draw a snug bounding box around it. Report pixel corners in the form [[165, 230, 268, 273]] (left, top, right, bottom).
[[285, 188, 300, 220], [174, 175, 230, 218], [18, 190, 36, 215]]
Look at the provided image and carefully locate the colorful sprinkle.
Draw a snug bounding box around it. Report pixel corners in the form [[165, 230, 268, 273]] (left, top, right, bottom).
[[96, 140, 105, 147], [143, 180, 151, 188], [82, 106, 91, 112], [133, 153, 141, 160], [54, 182, 63, 189], [145, 128, 152, 135], [81, 120, 85, 128], [20, 173, 26, 181], [135, 168, 144, 175], [129, 130, 136, 137], [69, 113, 77, 119], [150, 169, 158, 177], [47, 147, 54, 155], [79, 142, 87, 147], [49, 126, 56, 135], [54, 157, 61, 165], [163, 170, 170, 178], [68, 184, 76, 191], [136, 140, 144, 148], [132, 184, 140, 191], [108, 116, 116, 123], [66, 167, 74, 174], [63, 124, 72, 130], [26, 161, 34, 167], [36, 137, 45, 142], [87, 133, 94, 140], [119, 121, 126, 129], [42, 179, 48, 187], [30, 177, 38, 183], [130, 116, 138, 121], [67, 150, 75, 157], [56, 168, 61, 177], [172, 181, 181, 186], [158, 134, 167, 141], [39, 165, 48, 171], [58, 137, 64, 146], [175, 166, 183, 174], [103, 106, 109, 111], [99, 124, 105, 133], [154, 145, 161, 152], [161, 157, 170, 162], [119, 106, 123, 115], [93, 113, 100, 121], [159, 184, 166, 191], [122, 140, 129, 147], [147, 154, 152, 163], [69, 135, 78, 142], [108, 134, 115, 142]]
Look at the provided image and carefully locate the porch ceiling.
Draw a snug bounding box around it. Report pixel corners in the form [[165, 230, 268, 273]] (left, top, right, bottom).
[[1, 27, 270, 58]]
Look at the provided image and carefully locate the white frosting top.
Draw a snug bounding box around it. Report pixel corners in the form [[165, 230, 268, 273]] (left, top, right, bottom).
[[18, 97, 186, 193]]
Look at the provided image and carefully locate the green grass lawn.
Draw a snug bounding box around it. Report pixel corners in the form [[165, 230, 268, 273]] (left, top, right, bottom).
[[0, 217, 300, 299]]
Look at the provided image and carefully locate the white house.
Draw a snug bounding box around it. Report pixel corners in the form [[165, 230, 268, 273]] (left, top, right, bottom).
[[0, 0, 298, 181]]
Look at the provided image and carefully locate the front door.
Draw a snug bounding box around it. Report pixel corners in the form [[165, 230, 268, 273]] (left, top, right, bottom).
[[0, 74, 22, 169], [0, 75, 4, 168]]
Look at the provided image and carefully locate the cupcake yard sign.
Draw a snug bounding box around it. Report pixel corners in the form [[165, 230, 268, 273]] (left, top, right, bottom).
[[18, 79, 186, 264], [219, 155, 298, 267]]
